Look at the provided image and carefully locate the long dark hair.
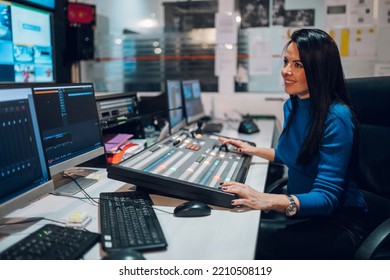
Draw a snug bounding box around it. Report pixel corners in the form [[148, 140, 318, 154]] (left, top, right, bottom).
[[283, 29, 355, 165]]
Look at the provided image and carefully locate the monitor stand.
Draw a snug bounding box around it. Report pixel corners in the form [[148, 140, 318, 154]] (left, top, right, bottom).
[[52, 168, 99, 195]]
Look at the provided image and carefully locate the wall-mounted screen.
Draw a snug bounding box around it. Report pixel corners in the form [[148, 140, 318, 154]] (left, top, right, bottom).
[[0, 1, 54, 83], [17, 0, 55, 10]]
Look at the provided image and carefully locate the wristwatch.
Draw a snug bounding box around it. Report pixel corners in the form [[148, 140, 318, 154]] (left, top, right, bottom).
[[285, 195, 298, 217]]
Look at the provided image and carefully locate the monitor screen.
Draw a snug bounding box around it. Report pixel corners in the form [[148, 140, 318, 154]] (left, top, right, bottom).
[[32, 83, 105, 194], [166, 80, 185, 134], [181, 79, 206, 124], [0, 1, 55, 83], [0, 85, 53, 218]]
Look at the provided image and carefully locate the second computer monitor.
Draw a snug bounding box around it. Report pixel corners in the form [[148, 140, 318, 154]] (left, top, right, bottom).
[[32, 83, 105, 193], [166, 80, 186, 134], [181, 79, 206, 124]]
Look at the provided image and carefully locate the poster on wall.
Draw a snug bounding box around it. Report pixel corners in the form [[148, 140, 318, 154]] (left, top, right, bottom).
[[349, 0, 374, 26], [163, 1, 217, 32], [239, 0, 270, 28], [272, 0, 286, 25], [283, 9, 315, 27], [270, 0, 315, 27]]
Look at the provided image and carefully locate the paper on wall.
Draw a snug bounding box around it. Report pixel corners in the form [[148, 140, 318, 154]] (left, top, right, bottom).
[[349, 0, 374, 26], [325, 0, 348, 27], [248, 35, 273, 76], [215, 12, 238, 44], [374, 63, 390, 76], [377, 0, 390, 26], [215, 44, 237, 76]]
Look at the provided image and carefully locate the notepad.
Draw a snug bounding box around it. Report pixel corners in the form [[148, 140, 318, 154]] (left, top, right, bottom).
[[103, 133, 133, 153]]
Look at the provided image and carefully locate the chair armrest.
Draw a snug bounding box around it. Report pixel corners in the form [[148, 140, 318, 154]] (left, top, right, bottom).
[[265, 177, 288, 194], [355, 218, 390, 259]]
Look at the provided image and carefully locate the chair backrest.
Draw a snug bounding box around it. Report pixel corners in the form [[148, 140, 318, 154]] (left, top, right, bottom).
[[346, 76, 390, 199], [346, 76, 390, 231]]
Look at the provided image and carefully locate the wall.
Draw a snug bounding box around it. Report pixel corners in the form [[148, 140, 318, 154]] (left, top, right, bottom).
[[82, 0, 284, 127], [79, 0, 388, 130]]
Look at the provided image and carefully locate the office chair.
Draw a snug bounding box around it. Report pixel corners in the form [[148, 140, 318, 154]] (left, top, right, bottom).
[[262, 76, 390, 259]]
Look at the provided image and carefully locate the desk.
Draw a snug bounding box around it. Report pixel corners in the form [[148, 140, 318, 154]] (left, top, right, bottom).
[[0, 119, 275, 260]]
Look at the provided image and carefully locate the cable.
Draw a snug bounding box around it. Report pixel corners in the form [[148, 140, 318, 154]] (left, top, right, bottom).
[[49, 192, 100, 202], [0, 217, 65, 226], [61, 173, 100, 206], [152, 206, 174, 215]]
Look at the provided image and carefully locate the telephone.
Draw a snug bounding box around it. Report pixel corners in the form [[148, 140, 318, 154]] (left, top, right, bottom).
[[238, 119, 260, 134]]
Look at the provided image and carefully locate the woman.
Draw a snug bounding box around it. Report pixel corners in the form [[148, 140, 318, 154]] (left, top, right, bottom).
[[219, 29, 367, 259]]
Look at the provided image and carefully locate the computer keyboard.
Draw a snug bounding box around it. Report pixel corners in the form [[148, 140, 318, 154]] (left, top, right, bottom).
[[0, 224, 100, 260], [99, 191, 167, 253]]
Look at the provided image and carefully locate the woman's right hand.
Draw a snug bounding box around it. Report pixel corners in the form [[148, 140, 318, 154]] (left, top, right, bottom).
[[219, 136, 257, 156]]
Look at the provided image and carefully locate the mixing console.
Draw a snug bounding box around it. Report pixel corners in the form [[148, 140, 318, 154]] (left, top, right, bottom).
[[107, 129, 254, 208]]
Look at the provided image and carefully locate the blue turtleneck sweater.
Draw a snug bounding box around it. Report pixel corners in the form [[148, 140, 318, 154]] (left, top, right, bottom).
[[274, 97, 367, 216]]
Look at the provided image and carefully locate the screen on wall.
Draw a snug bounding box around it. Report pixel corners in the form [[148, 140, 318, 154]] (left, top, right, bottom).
[[0, 1, 54, 83], [19, 0, 55, 10]]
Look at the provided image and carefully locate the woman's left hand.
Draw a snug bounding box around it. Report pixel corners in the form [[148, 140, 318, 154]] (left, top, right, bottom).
[[220, 181, 290, 213]]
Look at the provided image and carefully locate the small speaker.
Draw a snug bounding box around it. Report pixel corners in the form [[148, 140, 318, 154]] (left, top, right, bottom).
[[66, 25, 94, 60], [65, 3, 96, 61]]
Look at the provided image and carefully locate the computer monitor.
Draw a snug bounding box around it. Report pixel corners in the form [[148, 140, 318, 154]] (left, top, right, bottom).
[[166, 80, 185, 134], [0, 85, 54, 218], [0, 1, 55, 83], [32, 83, 105, 194], [181, 79, 206, 124]]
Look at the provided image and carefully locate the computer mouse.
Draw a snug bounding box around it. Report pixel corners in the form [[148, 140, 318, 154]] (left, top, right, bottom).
[[102, 250, 146, 260], [174, 201, 211, 217]]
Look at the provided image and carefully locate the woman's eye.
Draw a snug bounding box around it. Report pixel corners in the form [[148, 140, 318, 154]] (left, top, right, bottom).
[[294, 62, 303, 68]]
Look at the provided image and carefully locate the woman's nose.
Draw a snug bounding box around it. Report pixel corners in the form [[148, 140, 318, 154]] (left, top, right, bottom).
[[282, 64, 292, 76]]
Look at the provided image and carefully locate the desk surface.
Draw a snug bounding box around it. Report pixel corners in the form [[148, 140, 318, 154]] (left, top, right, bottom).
[[0, 119, 275, 260]]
